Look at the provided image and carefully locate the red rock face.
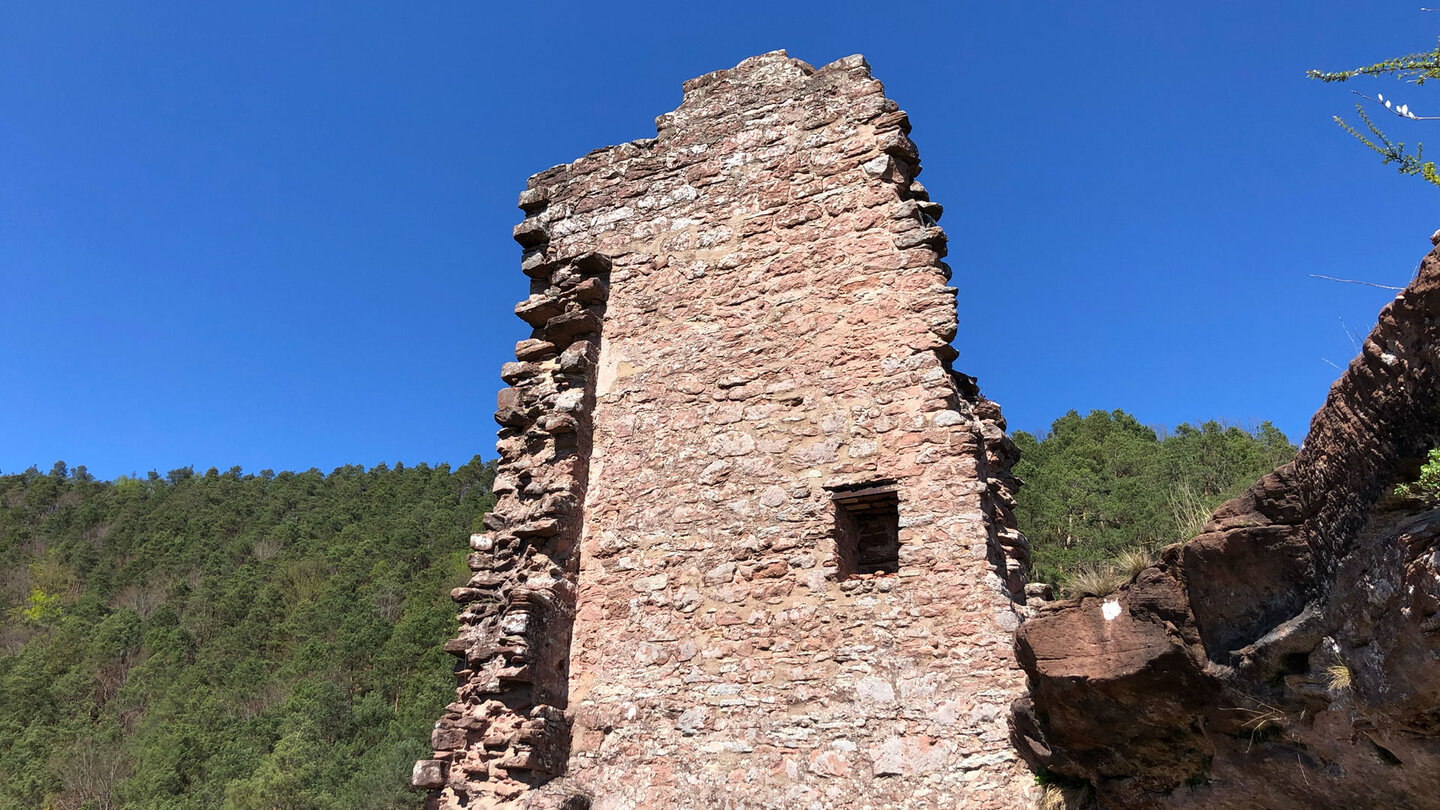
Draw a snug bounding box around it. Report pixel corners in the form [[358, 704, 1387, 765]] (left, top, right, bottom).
[[416, 52, 1035, 809], [1013, 244, 1440, 809]]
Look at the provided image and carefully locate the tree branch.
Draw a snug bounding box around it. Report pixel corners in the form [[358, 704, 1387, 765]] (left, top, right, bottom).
[[1350, 89, 1440, 119], [1309, 274, 1404, 290]]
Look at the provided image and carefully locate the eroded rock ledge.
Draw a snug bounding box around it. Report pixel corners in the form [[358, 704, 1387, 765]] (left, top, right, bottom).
[[1012, 242, 1440, 809]]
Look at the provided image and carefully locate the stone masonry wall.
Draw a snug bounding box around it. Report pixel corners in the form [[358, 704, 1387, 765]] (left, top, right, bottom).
[[418, 51, 1035, 810]]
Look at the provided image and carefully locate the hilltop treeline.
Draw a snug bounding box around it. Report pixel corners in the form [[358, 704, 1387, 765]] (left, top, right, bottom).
[[1014, 410, 1298, 590], [0, 459, 494, 810]]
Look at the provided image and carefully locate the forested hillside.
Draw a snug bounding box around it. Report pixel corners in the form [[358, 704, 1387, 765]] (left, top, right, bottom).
[[1014, 410, 1298, 592], [0, 459, 494, 810]]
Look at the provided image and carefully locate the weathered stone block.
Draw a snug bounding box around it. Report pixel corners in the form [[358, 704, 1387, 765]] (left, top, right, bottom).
[[515, 339, 557, 361], [539, 310, 601, 346], [512, 218, 547, 248], [411, 759, 446, 790], [515, 295, 566, 328]]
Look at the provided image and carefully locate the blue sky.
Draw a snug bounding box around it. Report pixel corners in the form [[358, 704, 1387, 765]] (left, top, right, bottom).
[[2, 1, 1435, 479]]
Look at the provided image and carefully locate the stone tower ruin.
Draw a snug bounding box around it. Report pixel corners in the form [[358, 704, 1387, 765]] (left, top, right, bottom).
[[416, 51, 1036, 809]]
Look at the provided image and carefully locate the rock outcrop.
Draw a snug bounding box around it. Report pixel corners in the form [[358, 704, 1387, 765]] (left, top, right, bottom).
[[1012, 242, 1440, 809]]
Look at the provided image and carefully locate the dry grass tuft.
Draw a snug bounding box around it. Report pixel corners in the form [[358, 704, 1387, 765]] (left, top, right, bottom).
[[1224, 699, 1296, 752], [1114, 546, 1157, 578], [1169, 482, 1214, 541], [1060, 564, 1130, 599], [1326, 660, 1353, 693], [1038, 783, 1090, 810]]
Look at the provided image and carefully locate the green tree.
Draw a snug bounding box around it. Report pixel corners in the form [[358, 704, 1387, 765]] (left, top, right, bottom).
[[0, 457, 494, 809], [1014, 411, 1297, 589]]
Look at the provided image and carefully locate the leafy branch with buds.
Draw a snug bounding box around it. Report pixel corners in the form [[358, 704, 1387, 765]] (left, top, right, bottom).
[[1308, 33, 1440, 187]]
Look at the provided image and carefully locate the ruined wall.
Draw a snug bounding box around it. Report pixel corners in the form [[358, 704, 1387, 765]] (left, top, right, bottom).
[[417, 51, 1035, 810]]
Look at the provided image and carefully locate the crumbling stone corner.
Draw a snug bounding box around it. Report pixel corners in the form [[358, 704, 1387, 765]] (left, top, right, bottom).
[[415, 250, 612, 806]]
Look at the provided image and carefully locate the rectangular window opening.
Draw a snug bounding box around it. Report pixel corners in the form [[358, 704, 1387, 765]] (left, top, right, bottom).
[[829, 483, 900, 579]]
